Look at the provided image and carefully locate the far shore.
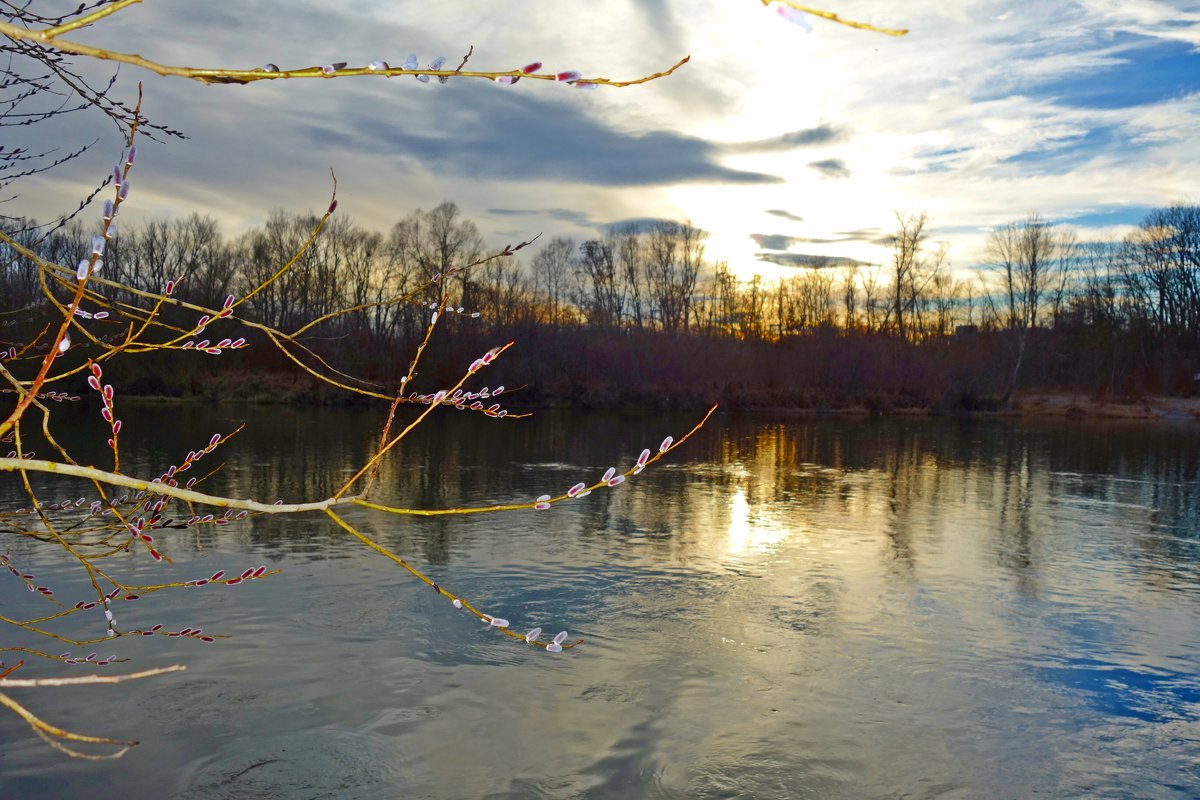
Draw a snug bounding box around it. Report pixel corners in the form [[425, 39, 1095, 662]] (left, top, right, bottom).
[[724, 392, 1200, 421], [1006, 392, 1200, 422], [110, 387, 1200, 422]]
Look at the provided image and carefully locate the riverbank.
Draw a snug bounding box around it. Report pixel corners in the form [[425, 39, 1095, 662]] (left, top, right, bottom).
[[1008, 393, 1200, 422], [110, 373, 1200, 423], [723, 392, 1200, 421]]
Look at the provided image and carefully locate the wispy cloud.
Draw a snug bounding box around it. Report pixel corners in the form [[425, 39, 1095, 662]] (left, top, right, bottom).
[[834, 228, 892, 246], [807, 158, 851, 179], [488, 207, 597, 227], [752, 228, 891, 250], [7, 0, 1200, 277], [603, 217, 687, 234], [756, 252, 867, 268], [300, 82, 781, 187], [728, 124, 847, 153]]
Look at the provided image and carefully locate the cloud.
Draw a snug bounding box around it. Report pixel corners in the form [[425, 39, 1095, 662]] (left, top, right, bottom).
[[766, 209, 804, 222], [488, 207, 598, 227], [752, 229, 891, 249], [832, 228, 893, 246], [490, 212, 700, 236], [751, 232, 839, 248], [1074, 0, 1200, 48], [605, 217, 702, 234], [728, 124, 847, 153], [306, 82, 781, 188], [755, 252, 867, 268], [807, 158, 851, 179], [751, 233, 802, 249]]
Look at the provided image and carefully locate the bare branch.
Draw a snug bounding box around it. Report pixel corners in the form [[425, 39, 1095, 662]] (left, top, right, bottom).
[[0, 663, 184, 688]]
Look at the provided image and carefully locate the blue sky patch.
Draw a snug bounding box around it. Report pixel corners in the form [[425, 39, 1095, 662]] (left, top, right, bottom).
[[1037, 38, 1200, 110], [1059, 206, 1156, 228], [998, 123, 1130, 173]]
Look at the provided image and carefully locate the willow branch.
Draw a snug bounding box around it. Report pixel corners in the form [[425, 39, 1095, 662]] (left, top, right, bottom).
[[0, 664, 184, 688], [0, 405, 718, 518], [0, 16, 690, 88], [0, 690, 138, 759], [762, 0, 909, 36], [324, 509, 583, 649]]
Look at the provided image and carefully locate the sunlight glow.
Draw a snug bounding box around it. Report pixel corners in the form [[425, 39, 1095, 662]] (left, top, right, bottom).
[[726, 487, 792, 557]]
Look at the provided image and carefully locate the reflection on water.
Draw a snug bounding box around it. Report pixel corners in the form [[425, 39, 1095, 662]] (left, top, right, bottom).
[[2, 405, 1200, 798]]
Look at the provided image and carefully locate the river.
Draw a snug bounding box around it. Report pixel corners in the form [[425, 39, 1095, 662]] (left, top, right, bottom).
[[2, 404, 1199, 798]]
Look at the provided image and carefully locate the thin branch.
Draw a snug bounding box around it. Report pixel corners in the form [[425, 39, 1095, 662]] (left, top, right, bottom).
[[0, 16, 690, 89], [454, 45, 474, 73], [761, 0, 909, 36], [0, 689, 139, 759], [0, 405, 718, 517], [0, 663, 184, 688]]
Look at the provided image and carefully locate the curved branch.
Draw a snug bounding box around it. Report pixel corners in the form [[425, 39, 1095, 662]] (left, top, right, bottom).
[[0, 663, 184, 688], [761, 1, 909, 36], [0, 404, 718, 518], [0, 15, 690, 89], [0, 689, 137, 759]]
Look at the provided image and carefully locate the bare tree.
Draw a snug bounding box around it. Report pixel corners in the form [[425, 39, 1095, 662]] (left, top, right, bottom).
[[1068, 238, 1125, 394], [784, 266, 838, 331], [885, 212, 930, 341], [861, 262, 884, 332], [841, 263, 860, 332], [234, 210, 325, 331], [388, 201, 483, 326], [1120, 204, 1200, 343], [706, 260, 739, 336], [389, 201, 483, 282], [912, 243, 950, 340], [929, 268, 960, 338], [333, 221, 388, 344], [1075, 239, 1123, 330], [614, 225, 646, 330], [646, 220, 705, 333], [575, 237, 624, 328], [984, 213, 1075, 403], [477, 256, 534, 327], [741, 273, 767, 338], [530, 236, 575, 326]]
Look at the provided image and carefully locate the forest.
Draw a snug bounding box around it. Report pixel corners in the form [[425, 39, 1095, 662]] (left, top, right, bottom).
[[3, 201, 1199, 409]]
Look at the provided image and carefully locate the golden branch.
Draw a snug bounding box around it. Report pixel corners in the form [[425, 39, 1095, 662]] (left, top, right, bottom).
[[0, 662, 183, 759], [0, 664, 185, 688], [761, 0, 909, 36], [0, 4, 690, 89]]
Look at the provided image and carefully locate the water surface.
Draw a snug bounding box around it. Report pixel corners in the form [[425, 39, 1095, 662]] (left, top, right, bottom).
[[2, 405, 1199, 798]]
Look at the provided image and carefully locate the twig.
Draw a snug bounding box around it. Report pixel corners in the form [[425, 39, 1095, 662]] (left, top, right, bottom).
[[761, 1, 908, 36], [455, 45, 474, 73], [0, 664, 185, 688]]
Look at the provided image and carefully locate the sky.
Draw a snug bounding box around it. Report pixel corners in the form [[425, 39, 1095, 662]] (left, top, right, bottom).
[[11, 0, 1200, 280]]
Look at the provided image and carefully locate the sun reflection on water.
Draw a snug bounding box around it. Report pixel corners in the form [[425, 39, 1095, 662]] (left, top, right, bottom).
[[726, 486, 793, 558]]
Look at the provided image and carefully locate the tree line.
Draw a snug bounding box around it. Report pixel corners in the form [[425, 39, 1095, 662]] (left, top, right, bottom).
[[3, 202, 1199, 405]]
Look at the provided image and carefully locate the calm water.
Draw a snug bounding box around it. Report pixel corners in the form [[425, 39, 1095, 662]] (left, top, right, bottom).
[[2, 404, 1199, 798]]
